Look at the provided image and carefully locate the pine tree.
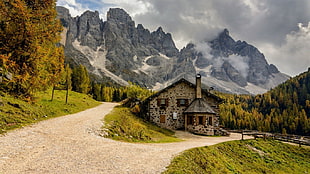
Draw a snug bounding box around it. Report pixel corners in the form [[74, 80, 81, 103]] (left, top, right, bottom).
[[92, 83, 102, 101], [71, 65, 90, 94]]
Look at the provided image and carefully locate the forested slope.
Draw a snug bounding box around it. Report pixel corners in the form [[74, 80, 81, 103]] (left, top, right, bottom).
[[220, 68, 310, 135]]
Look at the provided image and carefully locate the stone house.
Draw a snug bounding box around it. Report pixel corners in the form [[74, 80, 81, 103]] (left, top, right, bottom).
[[141, 74, 224, 135]]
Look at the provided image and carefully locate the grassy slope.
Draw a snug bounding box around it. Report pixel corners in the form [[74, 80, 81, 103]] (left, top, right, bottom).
[[164, 139, 310, 174], [103, 106, 182, 143], [0, 89, 100, 134]]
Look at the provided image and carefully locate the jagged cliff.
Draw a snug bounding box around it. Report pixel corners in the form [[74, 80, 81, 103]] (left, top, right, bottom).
[[57, 6, 289, 94]]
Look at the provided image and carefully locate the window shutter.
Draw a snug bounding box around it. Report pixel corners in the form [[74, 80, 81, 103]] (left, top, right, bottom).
[[165, 99, 169, 107], [160, 115, 166, 123], [177, 99, 180, 107], [157, 99, 161, 106]]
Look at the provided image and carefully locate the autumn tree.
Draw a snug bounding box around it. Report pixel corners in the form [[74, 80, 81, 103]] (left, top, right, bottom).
[[0, 0, 64, 98]]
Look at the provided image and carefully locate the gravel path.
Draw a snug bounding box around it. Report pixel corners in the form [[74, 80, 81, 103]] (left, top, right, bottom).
[[0, 102, 249, 174]]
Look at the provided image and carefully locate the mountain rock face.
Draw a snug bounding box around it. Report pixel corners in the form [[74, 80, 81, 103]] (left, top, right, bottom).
[[184, 29, 290, 94], [57, 7, 289, 94]]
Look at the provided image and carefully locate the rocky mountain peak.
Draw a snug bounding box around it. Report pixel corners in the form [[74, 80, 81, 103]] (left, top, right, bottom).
[[76, 9, 104, 50], [222, 28, 230, 36], [210, 29, 235, 57], [150, 27, 179, 57], [137, 24, 145, 30], [57, 6, 289, 95], [107, 8, 133, 24], [56, 6, 71, 27], [81, 10, 100, 18], [156, 27, 164, 33]]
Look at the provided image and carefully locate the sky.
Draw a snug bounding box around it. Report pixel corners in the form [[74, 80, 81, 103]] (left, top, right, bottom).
[[56, 0, 310, 77]]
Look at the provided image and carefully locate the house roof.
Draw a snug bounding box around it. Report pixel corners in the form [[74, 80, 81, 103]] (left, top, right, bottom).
[[144, 78, 223, 103], [184, 98, 217, 114]]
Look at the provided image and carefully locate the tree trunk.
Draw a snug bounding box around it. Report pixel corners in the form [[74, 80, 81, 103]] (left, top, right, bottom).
[[51, 85, 55, 101]]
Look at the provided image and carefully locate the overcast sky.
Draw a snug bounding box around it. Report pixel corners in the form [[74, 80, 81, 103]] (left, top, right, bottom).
[[57, 0, 310, 76]]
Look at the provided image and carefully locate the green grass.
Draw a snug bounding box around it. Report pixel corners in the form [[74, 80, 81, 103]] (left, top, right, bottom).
[[0, 89, 100, 134], [164, 139, 310, 174], [103, 106, 182, 143]]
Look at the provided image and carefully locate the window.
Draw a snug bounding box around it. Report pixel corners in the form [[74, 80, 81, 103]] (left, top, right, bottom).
[[157, 98, 168, 108], [198, 116, 204, 125], [160, 115, 166, 123], [187, 116, 193, 125], [177, 99, 188, 107], [208, 116, 213, 126], [160, 99, 166, 105]]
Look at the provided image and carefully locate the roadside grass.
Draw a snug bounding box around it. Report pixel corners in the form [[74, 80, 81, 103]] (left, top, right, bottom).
[[103, 106, 182, 143], [0, 90, 100, 134], [164, 139, 310, 174]]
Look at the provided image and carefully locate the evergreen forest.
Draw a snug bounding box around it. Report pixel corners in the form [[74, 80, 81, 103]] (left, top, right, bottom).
[[220, 68, 310, 135]]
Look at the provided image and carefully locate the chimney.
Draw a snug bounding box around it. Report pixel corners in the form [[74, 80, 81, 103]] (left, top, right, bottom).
[[196, 74, 202, 99]]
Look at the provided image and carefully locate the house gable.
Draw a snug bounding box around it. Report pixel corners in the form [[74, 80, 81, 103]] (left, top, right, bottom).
[[142, 78, 222, 131], [147, 80, 196, 130]]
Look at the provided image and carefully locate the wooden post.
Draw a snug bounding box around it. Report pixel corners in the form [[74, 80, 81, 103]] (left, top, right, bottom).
[[65, 83, 69, 104], [241, 130, 244, 140], [185, 114, 187, 131]]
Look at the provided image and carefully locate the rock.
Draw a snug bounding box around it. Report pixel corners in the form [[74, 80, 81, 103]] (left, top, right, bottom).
[[222, 61, 247, 87], [56, 7, 289, 94], [150, 27, 179, 57], [209, 29, 287, 87], [77, 10, 104, 50]]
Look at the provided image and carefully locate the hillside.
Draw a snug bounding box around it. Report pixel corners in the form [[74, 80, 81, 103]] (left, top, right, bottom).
[[220, 68, 310, 135], [0, 90, 100, 134], [164, 139, 310, 174]]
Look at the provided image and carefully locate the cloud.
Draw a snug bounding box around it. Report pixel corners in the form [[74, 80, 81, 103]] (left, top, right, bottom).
[[57, 0, 114, 19], [57, 0, 88, 17], [194, 42, 249, 78], [261, 22, 310, 76], [194, 42, 213, 60], [103, 0, 152, 17], [226, 55, 249, 78]]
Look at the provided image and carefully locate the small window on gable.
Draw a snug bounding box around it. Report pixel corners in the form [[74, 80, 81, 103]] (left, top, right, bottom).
[[177, 99, 188, 107]]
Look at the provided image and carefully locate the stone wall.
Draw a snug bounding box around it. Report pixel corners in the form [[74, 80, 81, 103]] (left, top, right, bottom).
[[187, 125, 215, 136], [148, 81, 220, 131], [149, 82, 195, 130]]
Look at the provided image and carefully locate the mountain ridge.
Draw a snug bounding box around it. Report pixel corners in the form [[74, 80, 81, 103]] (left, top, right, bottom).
[[56, 6, 289, 94]]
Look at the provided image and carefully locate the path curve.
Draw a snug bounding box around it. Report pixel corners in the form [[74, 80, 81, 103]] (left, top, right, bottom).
[[0, 103, 250, 174]]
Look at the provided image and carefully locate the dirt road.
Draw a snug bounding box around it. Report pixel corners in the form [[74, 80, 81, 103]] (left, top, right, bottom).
[[0, 103, 249, 174]]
